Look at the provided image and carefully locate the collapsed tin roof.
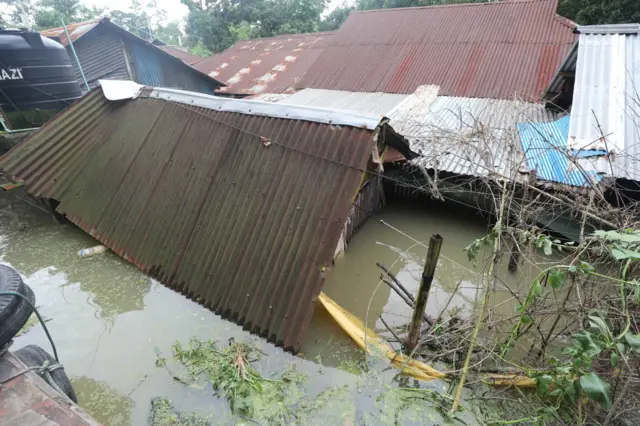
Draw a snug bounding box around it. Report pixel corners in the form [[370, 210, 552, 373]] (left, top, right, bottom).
[[0, 80, 411, 351]]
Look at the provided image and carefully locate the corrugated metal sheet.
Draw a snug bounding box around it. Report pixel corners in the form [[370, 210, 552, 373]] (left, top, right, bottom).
[[40, 18, 102, 46], [567, 26, 640, 181], [388, 87, 560, 178], [269, 89, 409, 115], [194, 32, 333, 95], [298, 0, 576, 101], [41, 18, 223, 95], [0, 86, 382, 351], [518, 115, 606, 186], [130, 42, 165, 87], [71, 28, 130, 93], [159, 46, 204, 65]]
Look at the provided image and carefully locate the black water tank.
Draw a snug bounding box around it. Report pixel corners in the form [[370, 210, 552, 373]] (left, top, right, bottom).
[[0, 29, 83, 128]]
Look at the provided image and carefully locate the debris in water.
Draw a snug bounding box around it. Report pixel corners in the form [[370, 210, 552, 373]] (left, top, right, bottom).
[[149, 398, 210, 426], [77, 245, 108, 258]]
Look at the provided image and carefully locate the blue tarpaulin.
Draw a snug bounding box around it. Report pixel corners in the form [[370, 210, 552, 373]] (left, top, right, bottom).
[[517, 115, 606, 187]]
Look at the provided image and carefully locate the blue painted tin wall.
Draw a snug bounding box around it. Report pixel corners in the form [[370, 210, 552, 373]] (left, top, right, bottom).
[[518, 115, 606, 187], [129, 42, 164, 87], [128, 40, 217, 95]]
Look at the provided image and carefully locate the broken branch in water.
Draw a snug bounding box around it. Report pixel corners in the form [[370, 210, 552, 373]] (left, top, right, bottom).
[[377, 262, 434, 326]]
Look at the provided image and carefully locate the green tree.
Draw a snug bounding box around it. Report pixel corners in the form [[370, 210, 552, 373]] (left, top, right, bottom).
[[155, 22, 184, 45], [355, 0, 485, 10], [182, 0, 327, 53], [34, 0, 103, 29], [319, 5, 353, 31], [558, 0, 640, 25], [189, 41, 213, 57], [108, 0, 169, 40]]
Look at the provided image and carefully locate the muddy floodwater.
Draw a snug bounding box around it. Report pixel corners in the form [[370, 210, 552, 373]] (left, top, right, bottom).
[[0, 191, 546, 424]]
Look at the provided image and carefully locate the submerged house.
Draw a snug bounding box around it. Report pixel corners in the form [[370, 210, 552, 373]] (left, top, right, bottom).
[[0, 80, 413, 351], [250, 1, 578, 203], [40, 18, 222, 95]]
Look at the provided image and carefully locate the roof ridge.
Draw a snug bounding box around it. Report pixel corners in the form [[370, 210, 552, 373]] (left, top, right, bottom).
[[352, 0, 549, 14], [40, 16, 104, 34], [234, 31, 335, 42]]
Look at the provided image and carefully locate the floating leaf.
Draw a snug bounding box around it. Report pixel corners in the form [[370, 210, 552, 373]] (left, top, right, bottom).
[[579, 372, 612, 410], [549, 271, 566, 290]]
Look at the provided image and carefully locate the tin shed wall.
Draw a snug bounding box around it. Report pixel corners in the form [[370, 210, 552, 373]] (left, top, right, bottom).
[[70, 27, 130, 92], [128, 42, 217, 94], [0, 90, 374, 351]]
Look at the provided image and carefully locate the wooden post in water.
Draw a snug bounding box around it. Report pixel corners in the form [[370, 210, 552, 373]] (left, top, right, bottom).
[[405, 234, 443, 354]]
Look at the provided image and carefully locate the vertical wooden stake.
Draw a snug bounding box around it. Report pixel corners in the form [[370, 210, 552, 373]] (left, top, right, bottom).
[[405, 234, 443, 354]]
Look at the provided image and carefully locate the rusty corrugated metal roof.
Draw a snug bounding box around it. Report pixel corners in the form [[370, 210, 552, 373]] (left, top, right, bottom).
[[159, 46, 205, 65], [40, 18, 103, 46], [0, 83, 387, 351], [298, 0, 577, 101], [194, 32, 334, 95]]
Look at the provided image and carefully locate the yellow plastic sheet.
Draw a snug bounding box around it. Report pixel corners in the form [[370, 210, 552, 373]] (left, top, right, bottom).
[[318, 292, 536, 387], [318, 291, 446, 381]]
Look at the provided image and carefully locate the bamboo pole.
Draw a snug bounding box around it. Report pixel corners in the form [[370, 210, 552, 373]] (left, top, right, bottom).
[[405, 234, 443, 354]]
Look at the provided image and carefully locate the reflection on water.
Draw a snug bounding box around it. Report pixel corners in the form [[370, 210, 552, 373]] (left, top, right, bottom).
[[0, 193, 151, 320]]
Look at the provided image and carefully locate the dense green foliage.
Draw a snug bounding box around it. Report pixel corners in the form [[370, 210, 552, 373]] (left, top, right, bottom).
[[33, 0, 102, 29], [181, 0, 329, 53], [558, 0, 640, 25]]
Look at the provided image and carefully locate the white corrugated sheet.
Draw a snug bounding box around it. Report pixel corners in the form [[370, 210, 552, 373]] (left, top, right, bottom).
[[388, 88, 559, 179], [253, 86, 561, 180], [263, 88, 411, 116], [569, 25, 640, 180]]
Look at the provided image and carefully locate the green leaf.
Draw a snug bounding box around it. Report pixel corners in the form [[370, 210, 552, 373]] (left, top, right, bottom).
[[610, 247, 640, 260], [572, 331, 601, 358], [567, 265, 578, 273], [579, 262, 595, 272], [521, 315, 533, 324], [536, 374, 554, 397], [588, 316, 611, 340], [635, 285, 640, 304], [533, 280, 542, 298], [610, 351, 619, 367], [594, 230, 640, 243], [549, 271, 566, 290], [579, 372, 612, 410], [624, 332, 640, 353], [616, 342, 626, 354]]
